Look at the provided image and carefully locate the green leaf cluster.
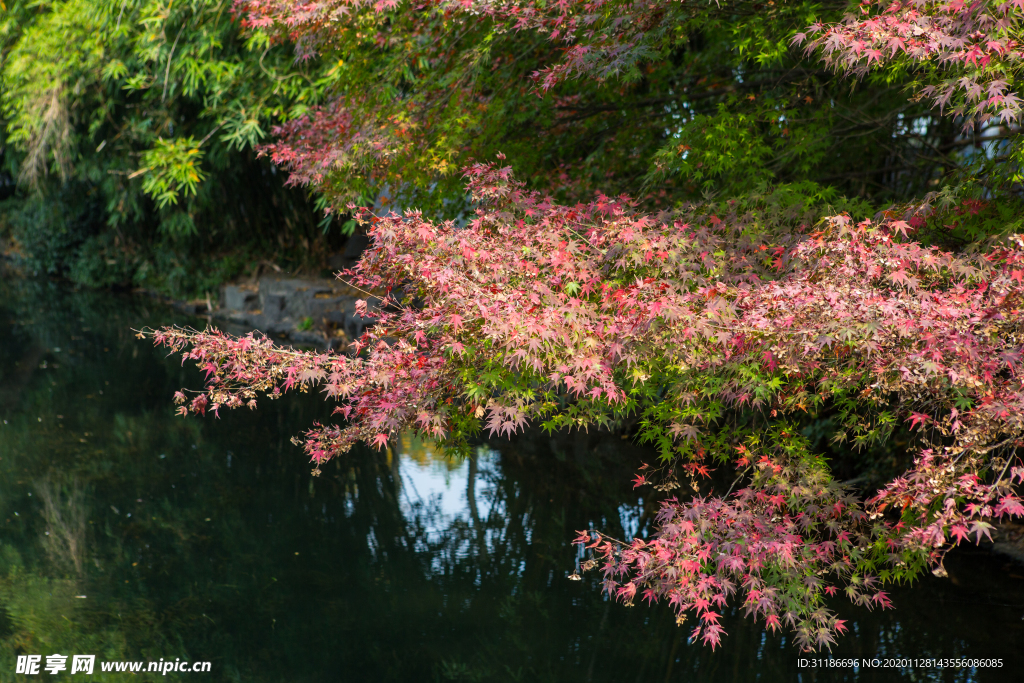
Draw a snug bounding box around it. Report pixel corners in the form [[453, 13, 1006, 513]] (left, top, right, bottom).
[[0, 0, 334, 297]]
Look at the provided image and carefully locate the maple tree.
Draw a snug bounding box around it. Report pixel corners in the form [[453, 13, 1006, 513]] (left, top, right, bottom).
[[236, 0, 1001, 210], [800, 0, 1024, 128], [142, 0, 1024, 652]]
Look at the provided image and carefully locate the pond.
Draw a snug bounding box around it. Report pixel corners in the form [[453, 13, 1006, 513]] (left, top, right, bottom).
[[0, 274, 1022, 682]]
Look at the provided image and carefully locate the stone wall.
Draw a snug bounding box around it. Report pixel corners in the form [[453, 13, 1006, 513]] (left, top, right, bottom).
[[215, 274, 378, 350]]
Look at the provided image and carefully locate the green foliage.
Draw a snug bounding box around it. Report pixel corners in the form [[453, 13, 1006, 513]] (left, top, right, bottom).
[[243, 0, 1012, 229], [1, 182, 102, 275], [140, 137, 207, 213], [644, 96, 835, 196], [0, 0, 334, 297]]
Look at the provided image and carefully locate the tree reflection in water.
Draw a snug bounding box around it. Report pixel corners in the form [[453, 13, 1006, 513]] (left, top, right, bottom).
[[0, 273, 1021, 682]]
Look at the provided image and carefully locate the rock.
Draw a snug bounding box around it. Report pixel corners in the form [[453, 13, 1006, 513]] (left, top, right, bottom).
[[221, 285, 258, 312], [173, 301, 209, 315], [260, 293, 287, 320], [210, 273, 378, 350], [992, 542, 1024, 565], [991, 521, 1024, 566], [344, 312, 376, 340]]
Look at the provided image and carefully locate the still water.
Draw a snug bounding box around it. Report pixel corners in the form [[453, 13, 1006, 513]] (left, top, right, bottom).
[[0, 274, 1022, 682]]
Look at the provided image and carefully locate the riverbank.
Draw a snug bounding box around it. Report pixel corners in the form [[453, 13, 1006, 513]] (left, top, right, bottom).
[[164, 235, 376, 349], [210, 272, 375, 350], [3, 236, 376, 350]]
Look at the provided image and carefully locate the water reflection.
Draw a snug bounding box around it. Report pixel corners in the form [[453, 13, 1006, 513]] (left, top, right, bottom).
[[0, 272, 1022, 682]]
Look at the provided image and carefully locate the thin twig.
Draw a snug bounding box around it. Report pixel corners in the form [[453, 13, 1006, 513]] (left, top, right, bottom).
[[163, 22, 187, 102]]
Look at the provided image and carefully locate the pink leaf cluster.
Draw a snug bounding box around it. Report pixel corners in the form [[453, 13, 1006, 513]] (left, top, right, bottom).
[[148, 159, 1024, 648], [800, 0, 1024, 127], [258, 98, 419, 190], [581, 445, 879, 652]]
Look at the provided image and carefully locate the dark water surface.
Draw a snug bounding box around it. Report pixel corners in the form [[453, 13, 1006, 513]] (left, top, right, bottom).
[[0, 274, 1022, 682]]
